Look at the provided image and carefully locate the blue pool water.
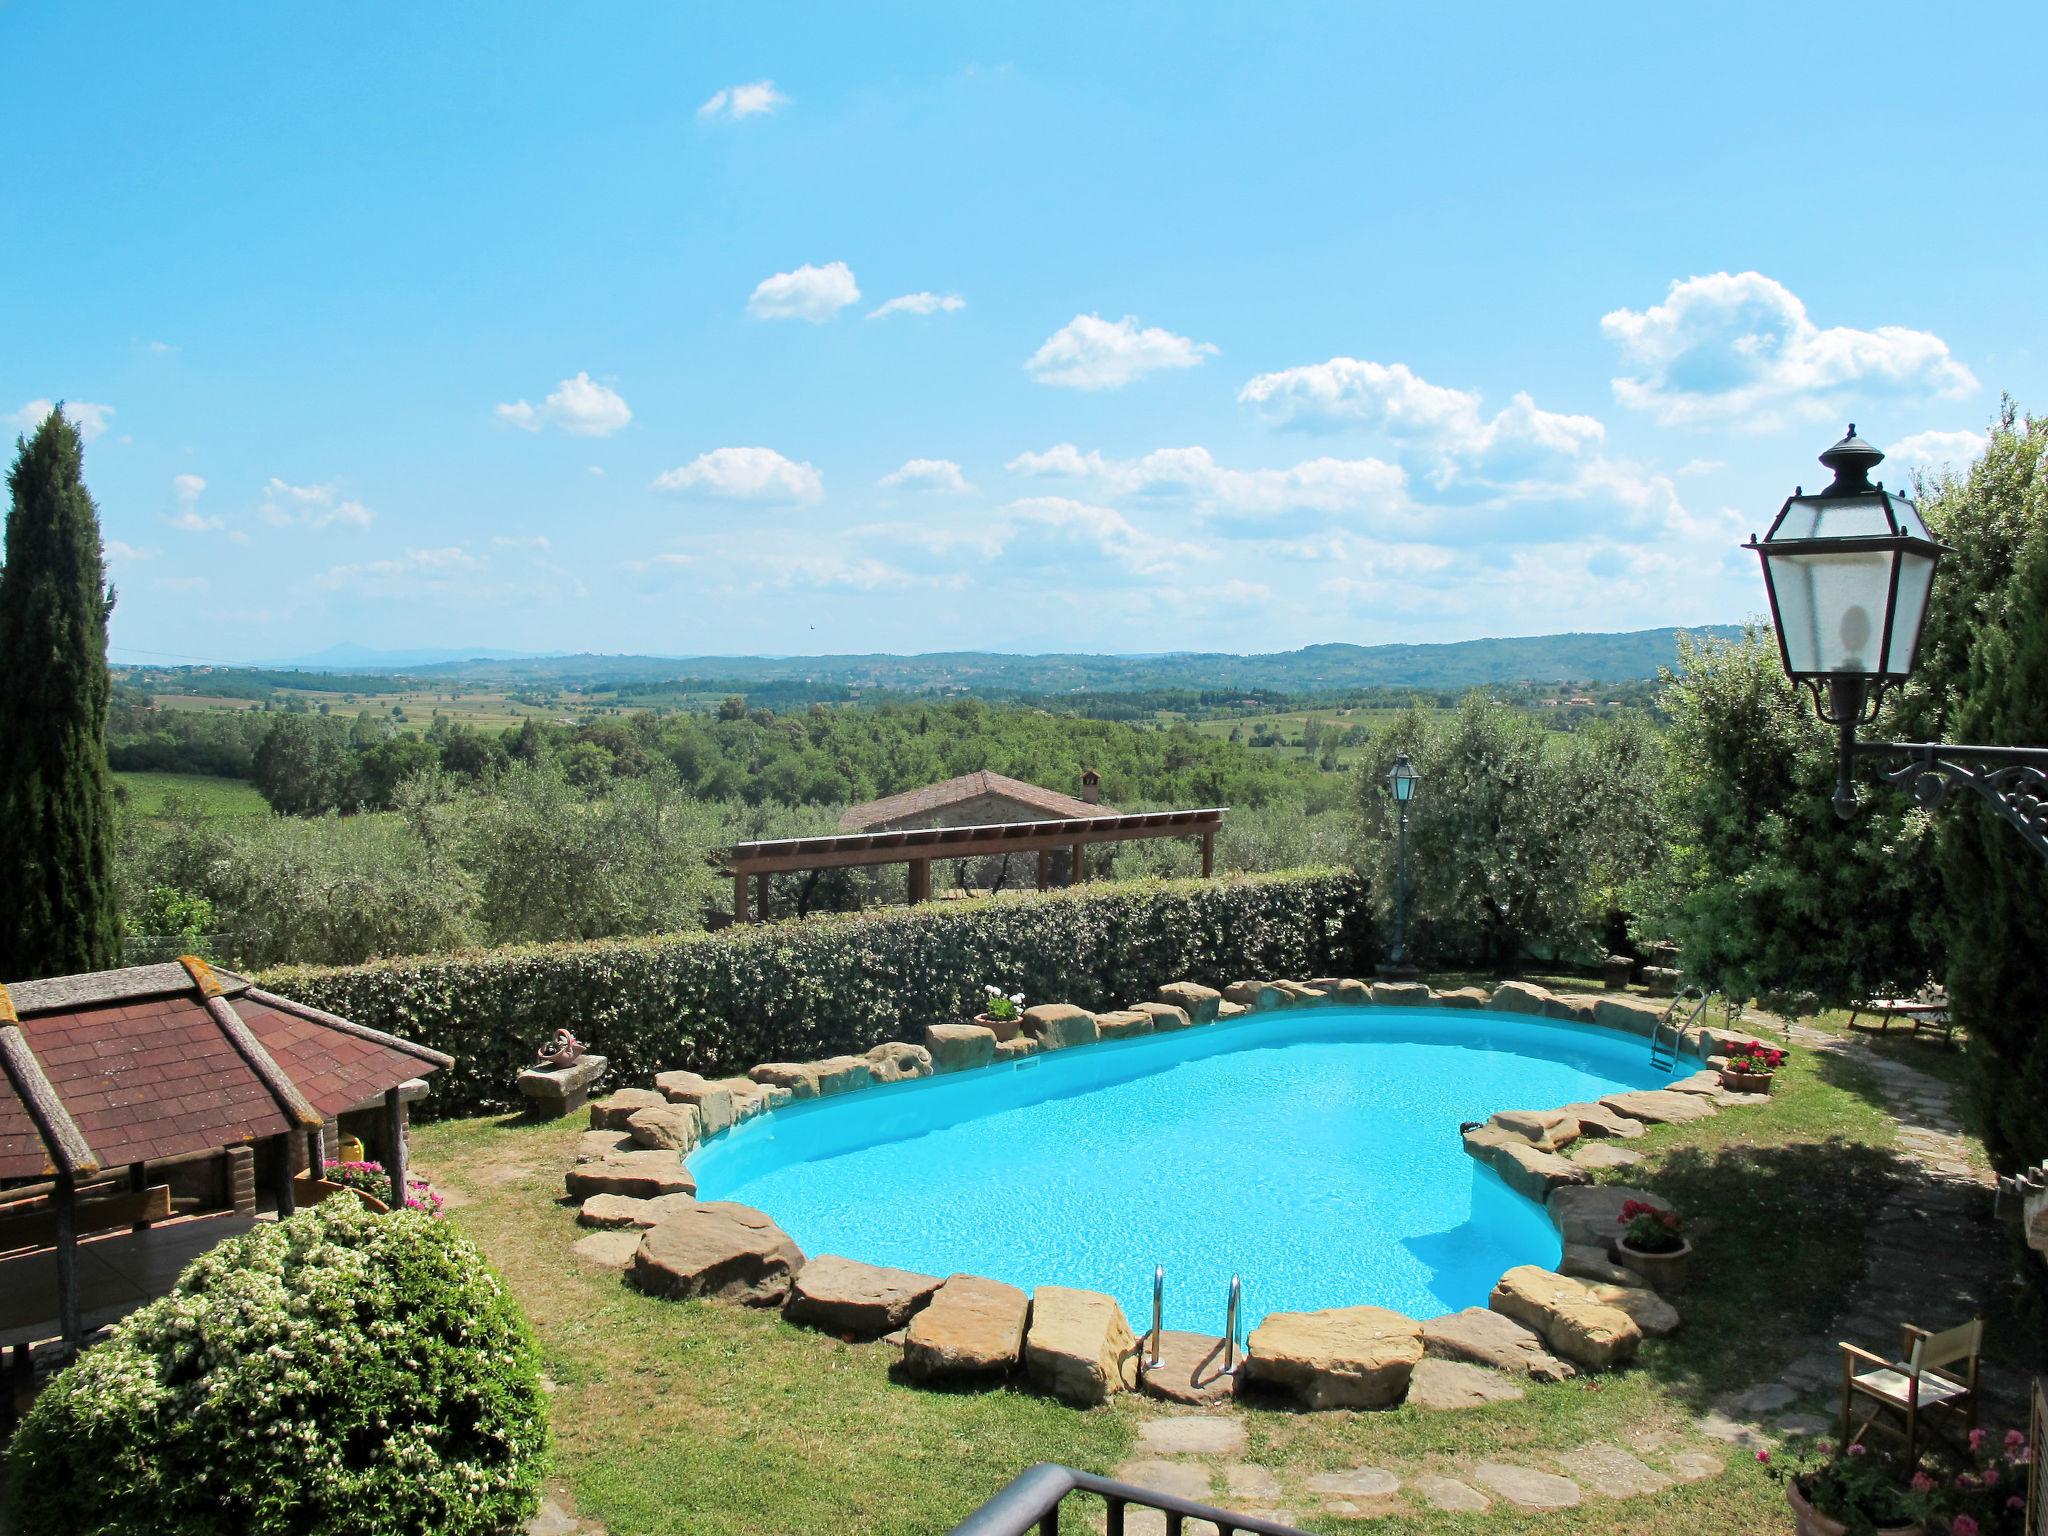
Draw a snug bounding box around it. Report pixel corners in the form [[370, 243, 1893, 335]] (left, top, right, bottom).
[[690, 1007, 1675, 1331]]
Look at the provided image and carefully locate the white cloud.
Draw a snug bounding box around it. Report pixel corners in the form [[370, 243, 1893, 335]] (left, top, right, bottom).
[[999, 496, 1210, 578], [105, 540, 157, 562], [1025, 314, 1217, 390], [1601, 272, 1978, 428], [257, 477, 373, 529], [698, 79, 788, 121], [173, 473, 207, 505], [1888, 428, 1984, 473], [879, 457, 972, 493], [169, 509, 223, 533], [8, 399, 114, 441], [870, 291, 966, 320], [1677, 458, 1725, 476], [747, 262, 860, 323], [493, 534, 553, 551], [495, 371, 631, 437], [654, 446, 824, 504], [314, 546, 482, 594], [1006, 442, 1405, 517]]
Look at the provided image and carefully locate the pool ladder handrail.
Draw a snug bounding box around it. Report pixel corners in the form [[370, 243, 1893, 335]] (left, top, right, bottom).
[[1143, 1268, 1245, 1376]]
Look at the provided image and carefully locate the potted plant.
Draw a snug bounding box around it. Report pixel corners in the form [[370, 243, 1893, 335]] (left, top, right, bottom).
[[322, 1159, 446, 1219], [1910, 1426, 2034, 1535], [1722, 1039, 1787, 1093], [975, 985, 1027, 1042], [1760, 1440, 1926, 1536], [1613, 1198, 1691, 1293]]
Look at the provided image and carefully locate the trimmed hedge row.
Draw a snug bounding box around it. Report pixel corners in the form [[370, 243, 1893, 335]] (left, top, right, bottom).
[[265, 868, 1375, 1118]]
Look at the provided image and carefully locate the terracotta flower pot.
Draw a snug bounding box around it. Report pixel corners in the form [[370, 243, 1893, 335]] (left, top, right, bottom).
[[1786, 1477, 1923, 1536], [1720, 1066, 1776, 1094], [974, 1011, 1020, 1042], [1614, 1235, 1691, 1294]]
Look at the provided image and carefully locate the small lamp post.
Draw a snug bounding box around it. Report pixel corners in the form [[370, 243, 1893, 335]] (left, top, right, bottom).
[[1747, 426, 2048, 858], [1380, 753, 1421, 980]]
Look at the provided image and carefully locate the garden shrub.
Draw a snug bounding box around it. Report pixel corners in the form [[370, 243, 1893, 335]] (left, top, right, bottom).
[[2, 1200, 547, 1536], [265, 867, 1375, 1117]]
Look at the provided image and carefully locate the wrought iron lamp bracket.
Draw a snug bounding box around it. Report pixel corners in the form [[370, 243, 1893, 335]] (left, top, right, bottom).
[[1848, 739, 2048, 860]]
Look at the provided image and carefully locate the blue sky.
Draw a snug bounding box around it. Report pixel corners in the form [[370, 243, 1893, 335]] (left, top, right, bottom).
[[4, 3, 2041, 665]]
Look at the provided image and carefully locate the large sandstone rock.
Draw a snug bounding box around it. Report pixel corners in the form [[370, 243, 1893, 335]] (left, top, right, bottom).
[[1666, 1068, 1724, 1097], [1489, 1266, 1642, 1368], [565, 1151, 696, 1201], [1586, 1281, 1680, 1338], [1369, 981, 1430, 1007], [1558, 1101, 1646, 1139], [1559, 1244, 1647, 1287], [1309, 977, 1371, 1006], [1243, 1306, 1424, 1409], [1489, 1108, 1581, 1153], [588, 1088, 665, 1130], [812, 1056, 876, 1096], [1023, 1286, 1139, 1405], [863, 1042, 933, 1083], [1156, 981, 1222, 1022], [1433, 986, 1491, 1009], [1274, 980, 1330, 1006], [655, 1071, 736, 1136], [1130, 1001, 1192, 1032], [993, 1036, 1039, 1059], [749, 1062, 822, 1100], [902, 1273, 1030, 1381], [1406, 1357, 1525, 1410], [577, 1191, 697, 1229], [1215, 1000, 1251, 1020], [1488, 981, 1556, 1016], [630, 1201, 804, 1306], [785, 1254, 943, 1337], [924, 1023, 997, 1073], [1546, 1185, 1673, 1248], [627, 1103, 702, 1152], [575, 1128, 635, 1163], [1462, 1124, 1592, 1203], [1598, 1088, 1717, 1125], [1594, 995, 1668, 1037], [1542, 993, 1600, 1025], [1094, 1009, 1154, 1041], [1021, 1003, 1097, 1050], [1222, 980, 1284, 1010], [1420, 1307, 1574, 1381]]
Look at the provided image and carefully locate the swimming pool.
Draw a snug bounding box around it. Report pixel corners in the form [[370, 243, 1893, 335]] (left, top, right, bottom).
[[689, 1006, 1676, 1332]]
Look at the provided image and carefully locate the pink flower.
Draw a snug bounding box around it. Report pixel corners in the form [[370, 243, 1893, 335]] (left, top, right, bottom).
[[1754, 1450, 1770, 1464], [2005, 1429, 2027, 1450], [1911, 1473, 1937, 1493], [1847, 1443, 1867, 1457], [1971, 1427, 1988, 1452], [2009, 1496, 2028, 1512], [1950, 1516, 1980, 1536], [1983, 1467, 2000, 1486]]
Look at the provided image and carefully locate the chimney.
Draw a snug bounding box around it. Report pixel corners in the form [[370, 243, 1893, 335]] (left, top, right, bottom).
[[1080, 768, 1101, 805]]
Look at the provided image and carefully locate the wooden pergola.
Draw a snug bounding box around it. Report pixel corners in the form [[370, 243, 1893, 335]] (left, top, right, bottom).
[[725, 807, 1227, 922]]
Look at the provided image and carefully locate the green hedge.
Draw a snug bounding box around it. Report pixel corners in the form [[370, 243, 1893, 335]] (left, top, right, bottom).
[[265, 869, 1375, 1117]]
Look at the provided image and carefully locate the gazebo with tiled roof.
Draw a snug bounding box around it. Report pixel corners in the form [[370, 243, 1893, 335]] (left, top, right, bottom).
[[0, 957, 451, 1345]]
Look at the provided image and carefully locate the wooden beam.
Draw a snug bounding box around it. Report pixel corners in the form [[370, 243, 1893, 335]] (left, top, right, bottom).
[[726, 810, 1227, 875], [757, 873, 771, 922], [273, 1134, 297, 1218], [1071, 843, 1087, 884], [1202, 829, 1216, 878], [1036, 849, 1052, 891], [907, 858, 931, 905], [384, 1086, 409, 1212], [54, 1172, 81, 1342], [733, 871, 750, 923]]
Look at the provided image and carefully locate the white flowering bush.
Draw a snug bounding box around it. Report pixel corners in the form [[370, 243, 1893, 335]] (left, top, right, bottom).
[[3, 1200, 547, 1535]]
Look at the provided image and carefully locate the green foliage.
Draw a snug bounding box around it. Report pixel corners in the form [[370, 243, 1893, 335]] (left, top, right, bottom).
[[1352, 695, 1662, 968], [2, 1200, 547, 1536], [1641, 627, 1934, 1006], [1927, 404, 2048, 1174], [264, 868, 1375, 1116], [0, 407, 122, 979]]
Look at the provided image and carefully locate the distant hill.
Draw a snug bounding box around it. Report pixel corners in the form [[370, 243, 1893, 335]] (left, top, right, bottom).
[[335, 626, 1742, 692], [266, 643, 555, 669]]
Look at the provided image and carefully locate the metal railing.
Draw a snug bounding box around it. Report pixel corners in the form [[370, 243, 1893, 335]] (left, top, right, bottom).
[[951, 1464, 1314, 1536], [1650, 985, 1711, 1072]]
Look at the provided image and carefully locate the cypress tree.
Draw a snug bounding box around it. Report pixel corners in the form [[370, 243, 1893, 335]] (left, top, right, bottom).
[[0, 407, 123, 979], [1930, 406, 2048, 1176]]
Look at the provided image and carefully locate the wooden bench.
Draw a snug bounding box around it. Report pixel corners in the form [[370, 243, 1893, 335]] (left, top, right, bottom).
[[0, 1184, 174, 1254]]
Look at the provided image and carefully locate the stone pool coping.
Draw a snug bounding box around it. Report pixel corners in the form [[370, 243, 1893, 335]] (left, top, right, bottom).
[[561, 975, 1779, 1411]]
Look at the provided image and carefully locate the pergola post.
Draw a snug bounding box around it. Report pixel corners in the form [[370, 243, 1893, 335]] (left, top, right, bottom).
[[1071, 843, 1088, 885], [54, 1171, 81, 1343], [733, 872, 750, 924], [907, 858, 931, 905], [1201, 829, 1215, 878], [273, 1133, 297, 1217], [756, 873, 771, 922], [384, 1085, 409, 1212], [1036, 850, 1052, 891]]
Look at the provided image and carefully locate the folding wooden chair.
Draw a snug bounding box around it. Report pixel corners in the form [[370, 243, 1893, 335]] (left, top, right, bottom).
[[1840, 1318, 1982, 1462]]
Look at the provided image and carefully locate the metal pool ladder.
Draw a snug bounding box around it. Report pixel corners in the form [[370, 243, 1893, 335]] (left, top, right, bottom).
[[1143, 1269, 1246, 1376], [1650, 986, 1713, 1072]]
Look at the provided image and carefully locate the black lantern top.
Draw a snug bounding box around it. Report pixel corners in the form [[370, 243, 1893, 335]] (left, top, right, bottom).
[[1386, 753, 1419, 803], [1745, 425, 1950, 717]]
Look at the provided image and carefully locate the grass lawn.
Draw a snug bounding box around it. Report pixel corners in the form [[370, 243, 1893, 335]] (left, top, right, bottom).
[[408, 1029, 1942, 1536], [112, 769, 272, 818]]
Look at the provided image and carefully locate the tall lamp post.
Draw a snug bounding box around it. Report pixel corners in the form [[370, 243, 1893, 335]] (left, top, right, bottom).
[[1380, 754, 1421, 980], [1746, 425, 2048, 859]]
